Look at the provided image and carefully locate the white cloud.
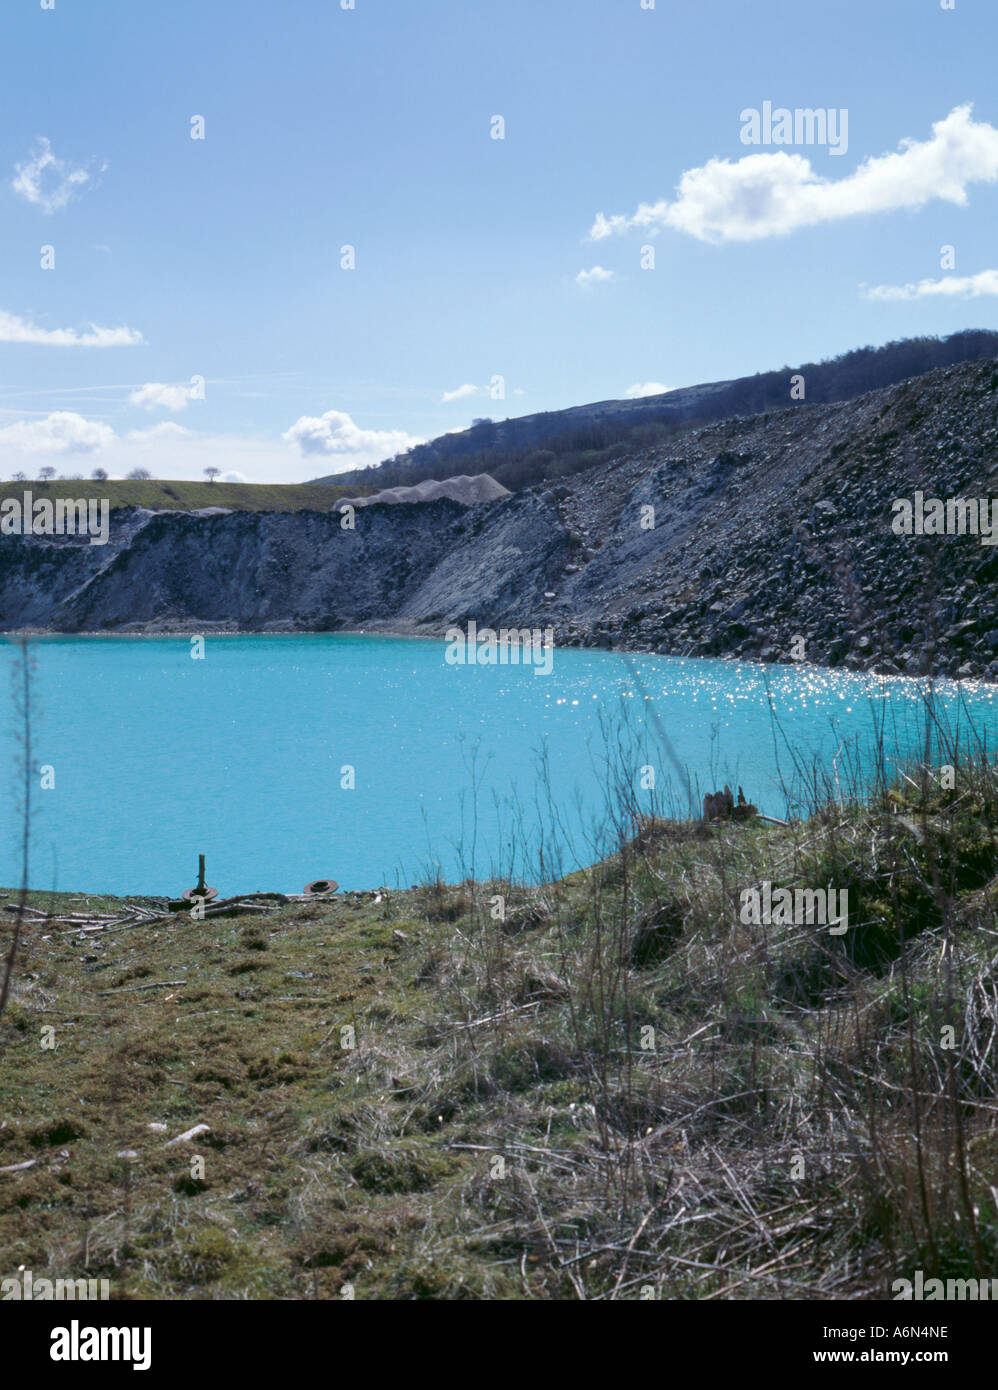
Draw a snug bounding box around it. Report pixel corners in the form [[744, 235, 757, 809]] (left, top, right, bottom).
[[576, 265, 614, 286], [12, 137, 104, 214], [126, 422, 192, 446], [0, 411, 114, 454], [282, 409, 423, 471], [0, 408, 422, 485], [441, 383, 481, 403], [590, 105, 998, 245], [98, 430, 316, 483], [0, 310, 142, 347], [863, 268, 998, 301], [625, 382, 676, 398], [130, 381, 198, 412], [0, 422, 303, 483], [219, 471, 247, 484]]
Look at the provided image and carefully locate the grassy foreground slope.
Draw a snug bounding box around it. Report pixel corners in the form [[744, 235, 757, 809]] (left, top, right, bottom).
[[1, 769, 998, 1299], [0, 479, 367, 513]]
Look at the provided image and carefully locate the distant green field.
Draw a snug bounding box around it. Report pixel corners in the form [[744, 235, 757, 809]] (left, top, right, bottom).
[[0, 478, 369, 513]]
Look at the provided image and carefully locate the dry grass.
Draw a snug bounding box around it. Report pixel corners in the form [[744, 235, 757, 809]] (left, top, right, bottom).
[[2, 746, 998, 1299]]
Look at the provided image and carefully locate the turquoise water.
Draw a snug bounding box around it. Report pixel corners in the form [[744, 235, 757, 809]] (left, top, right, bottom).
[[2, 634, 997, 897]]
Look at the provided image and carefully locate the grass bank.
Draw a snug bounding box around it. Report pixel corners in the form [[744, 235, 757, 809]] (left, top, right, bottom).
[[0, 479, 368, 513], [2, 749, 997, 1299]]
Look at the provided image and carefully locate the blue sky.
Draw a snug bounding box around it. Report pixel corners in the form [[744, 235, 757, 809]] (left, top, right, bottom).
[[0, 0, 996, 482]]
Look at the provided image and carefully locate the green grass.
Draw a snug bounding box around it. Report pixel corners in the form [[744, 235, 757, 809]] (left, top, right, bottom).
[[3, 761, 998, 1299], [0, 479, 370, 514]]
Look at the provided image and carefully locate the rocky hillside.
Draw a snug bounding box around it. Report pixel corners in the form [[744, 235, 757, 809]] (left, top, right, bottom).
[[4, 355, 998, 680], [338, 473, 511, 509]]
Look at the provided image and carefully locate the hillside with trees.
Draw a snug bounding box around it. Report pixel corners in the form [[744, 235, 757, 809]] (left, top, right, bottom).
[[315, 330, 998, 493]]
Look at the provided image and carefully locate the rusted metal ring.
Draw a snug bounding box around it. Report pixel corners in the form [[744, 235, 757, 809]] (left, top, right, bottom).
[[182, 886, 219, 902], [304, 879, 339, 896]]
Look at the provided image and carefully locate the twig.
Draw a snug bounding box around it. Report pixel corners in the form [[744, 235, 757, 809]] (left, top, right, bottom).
[[609, 1209, 655, 1300], [98, 980, 187, 995]]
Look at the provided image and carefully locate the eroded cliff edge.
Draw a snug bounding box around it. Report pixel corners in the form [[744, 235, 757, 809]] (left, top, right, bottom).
[[4, 357, 998, 681]]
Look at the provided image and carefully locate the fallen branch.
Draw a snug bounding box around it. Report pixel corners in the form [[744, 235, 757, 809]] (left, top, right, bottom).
[[165, 1123, 210, 1147]]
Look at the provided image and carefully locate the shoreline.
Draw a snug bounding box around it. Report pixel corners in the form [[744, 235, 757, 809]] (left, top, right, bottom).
[[4, 622, 996, 685]]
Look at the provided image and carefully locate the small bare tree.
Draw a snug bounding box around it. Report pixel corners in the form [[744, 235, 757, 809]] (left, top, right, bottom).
[[204, 467, 220, 484]]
